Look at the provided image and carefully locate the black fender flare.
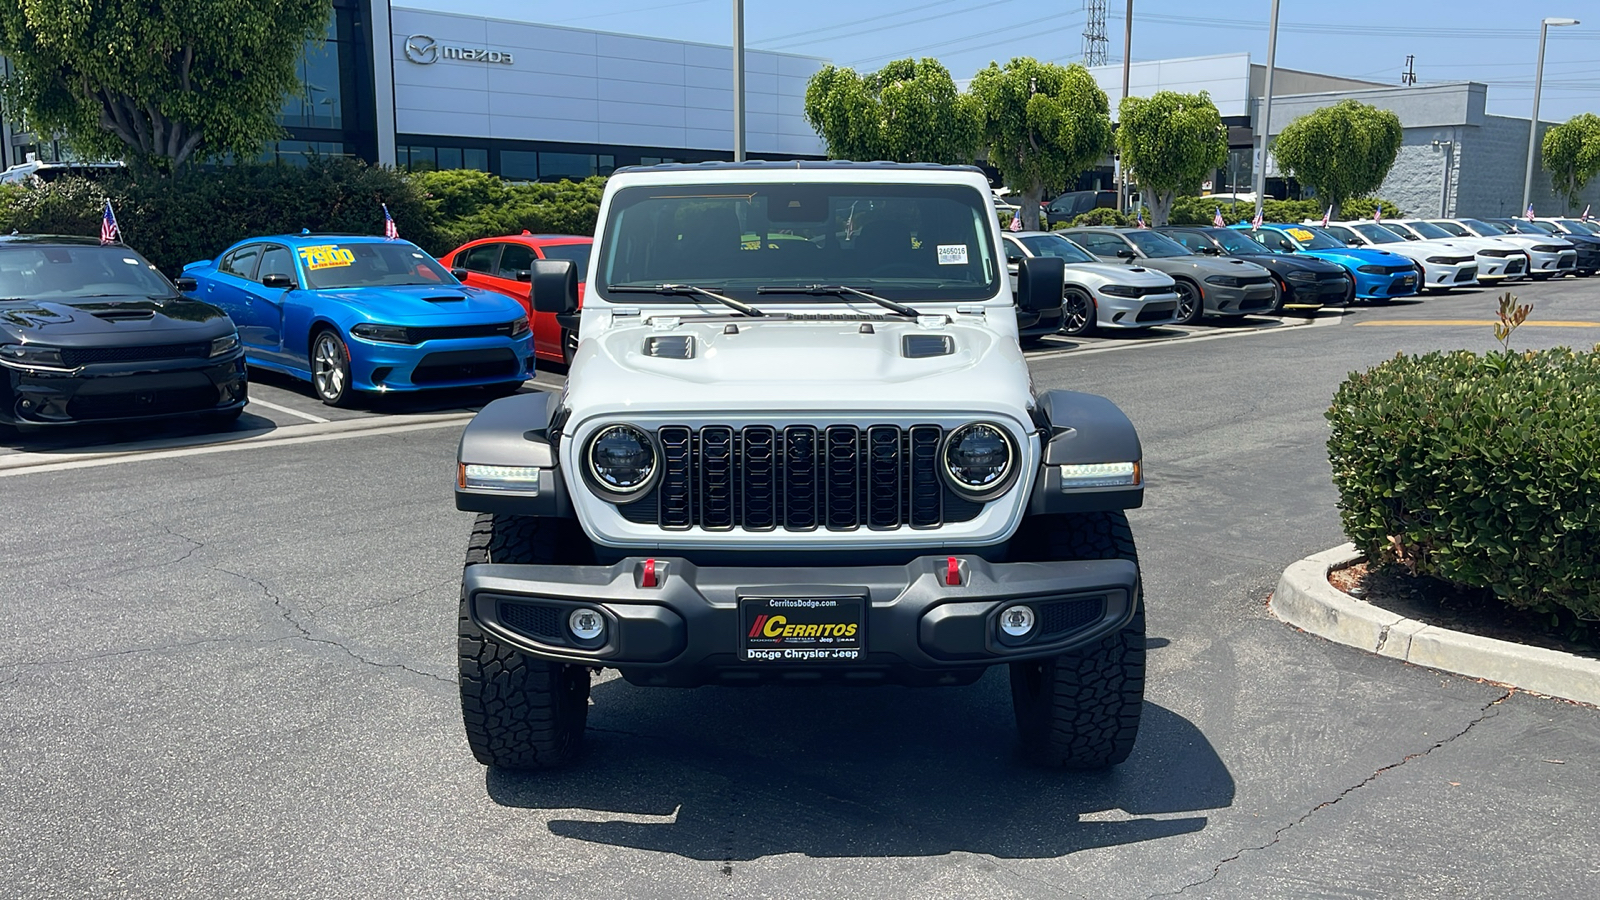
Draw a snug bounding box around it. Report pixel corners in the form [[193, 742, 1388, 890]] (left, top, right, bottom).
[[1028, 390, 1144, 514], [454, 391, 574, 517]]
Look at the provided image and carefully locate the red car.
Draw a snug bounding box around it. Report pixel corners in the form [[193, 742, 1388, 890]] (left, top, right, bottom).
[[440, 232, 592, 365]]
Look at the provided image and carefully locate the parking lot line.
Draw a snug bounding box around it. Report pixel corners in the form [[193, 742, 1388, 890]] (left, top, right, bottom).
[[246, 397, 331, 423], [1354, 319, 1600, 327], [1026, 312, 1340, 360]]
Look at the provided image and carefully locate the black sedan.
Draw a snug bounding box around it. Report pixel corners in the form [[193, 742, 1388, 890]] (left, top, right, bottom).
[[1156, 225, 1351, 313], [0, 235, 246, 429]]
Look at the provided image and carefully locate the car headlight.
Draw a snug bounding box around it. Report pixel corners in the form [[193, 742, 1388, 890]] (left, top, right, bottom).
[[0, 343, 65, 367], [209, 333, 240, 357], [1424, 256, 1453, 264], [1356, 265, 1383, 274], [508, 317, 530, 338], [1533, 245, 1565, 253], [941, 422, 1017, 499], [585, 424, 658, 498], [1204, 275, 1242, 287], [350, 323, 414, 343], [1059, 461, 1142, 490], [1099, 284, 1141, 297]]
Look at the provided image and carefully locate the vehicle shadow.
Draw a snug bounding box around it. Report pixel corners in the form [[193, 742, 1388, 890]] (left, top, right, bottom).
[[0, 408, 276, 455], [246, 365, 526, 416], [486, 675, 1233, 861]]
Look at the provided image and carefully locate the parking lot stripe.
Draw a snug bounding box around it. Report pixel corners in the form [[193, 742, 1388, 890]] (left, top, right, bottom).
[[246, 397, 331, 423], [1354, 319, 1600, 327]]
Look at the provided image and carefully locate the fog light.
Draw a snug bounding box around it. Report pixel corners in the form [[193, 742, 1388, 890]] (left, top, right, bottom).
[[569, 608, 605, 642], [999, 605, 1036, 638]]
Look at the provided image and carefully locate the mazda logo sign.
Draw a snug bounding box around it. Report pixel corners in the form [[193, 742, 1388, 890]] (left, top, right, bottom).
[[403, 32, 514, 66], [404, 33, 438, 64]]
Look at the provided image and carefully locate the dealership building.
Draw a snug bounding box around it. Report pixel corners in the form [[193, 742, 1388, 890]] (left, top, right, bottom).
[[2, 0, 827, 178], [1086, 53, 1600, 218]]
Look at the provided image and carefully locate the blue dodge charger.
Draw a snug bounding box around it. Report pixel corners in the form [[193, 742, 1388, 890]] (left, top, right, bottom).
[[183, 234, 533, 406]]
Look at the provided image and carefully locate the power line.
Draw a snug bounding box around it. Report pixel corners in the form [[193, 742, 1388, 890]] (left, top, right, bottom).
[[758, 0, 1023, 51], [850, 17, 1083, 67], [749, 0, 969, 47]]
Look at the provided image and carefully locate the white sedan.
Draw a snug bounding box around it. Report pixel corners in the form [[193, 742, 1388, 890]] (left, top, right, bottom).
[[1385, 219, 1528, 283], [1004, 231, 1181, 336], [1317, 221, 1478, 291], [1427, 218, 1577, 280]]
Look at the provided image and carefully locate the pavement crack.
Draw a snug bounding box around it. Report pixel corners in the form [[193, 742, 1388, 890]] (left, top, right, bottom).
[[1149, 690, 1512, 899], [0, 636, 263, 673], [162, 526, 205, 565]]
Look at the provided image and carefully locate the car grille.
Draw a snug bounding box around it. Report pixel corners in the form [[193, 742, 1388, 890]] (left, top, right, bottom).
[[410, 348, 519, 384], [59, 342, 211, 368], [1238, 275, 1273, 287], [1454, 267, 1479, 282], [1558, 256, 1576, 268], [1378, 264, 1414, 275], [407, 321, 523, 343], [66, 385, 219, 419], [1505, 258, 1526, 273], [1038, 597, 1105, 637], [616, 424, 983, 531]]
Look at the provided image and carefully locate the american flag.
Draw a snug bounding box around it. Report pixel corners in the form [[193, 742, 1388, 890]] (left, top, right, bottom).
[[382, 203, 399, 240], [1212, 206, 1225, 227], [1584, 204, 1592, 223], [1008, 213, 1022, 232], [1525, 202, 1536, 222], [1373, 204, 1382, 223], [1135, 208, 1146, 228], [100, 199, 120, 245], [1321, 205, 1332, 227], [1250, 208, 1263, 229]]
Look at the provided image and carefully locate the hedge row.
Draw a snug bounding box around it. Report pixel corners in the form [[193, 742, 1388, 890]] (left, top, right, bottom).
[[1327, 347, 1600, 619], [1168, 195, 1402, 227], [0, 159, 604, 274]]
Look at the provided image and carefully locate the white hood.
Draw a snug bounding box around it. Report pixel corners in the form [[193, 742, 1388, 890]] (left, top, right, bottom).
[[1061, 261, 1177, 288]]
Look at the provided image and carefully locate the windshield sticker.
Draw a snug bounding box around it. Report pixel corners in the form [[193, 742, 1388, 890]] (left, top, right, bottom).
[[936, 244, 969, 265], [299, 244, 356, 270], [1286, 227, 1315, 242]]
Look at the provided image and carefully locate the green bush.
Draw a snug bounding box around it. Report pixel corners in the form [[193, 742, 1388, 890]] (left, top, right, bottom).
[[1067, 207, 1129, 227], [1327, 347, 1600, 619], [1166, 195, 1399, 227], [412, 169, 603, 248], [1339, 197, 1403, 221]]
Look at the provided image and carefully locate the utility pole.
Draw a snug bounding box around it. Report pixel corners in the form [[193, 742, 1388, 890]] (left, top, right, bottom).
[[1523, 17, 1580, 213], [1083, 1, 1108, 66], [1116, 0, 1131, 211], [732, 0, 746, 162], [1252, 0, 1280, 221], [1401, 55, 1417, 86]]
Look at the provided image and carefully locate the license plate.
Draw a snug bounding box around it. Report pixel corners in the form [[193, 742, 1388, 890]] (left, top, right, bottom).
[[741, 596, 864, 662], [1400, 276, 1416, 287]]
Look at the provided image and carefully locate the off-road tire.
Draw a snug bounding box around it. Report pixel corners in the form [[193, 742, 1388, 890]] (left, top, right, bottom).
[[1009, 511, 1145, 769], [459, 513, 591, 770]]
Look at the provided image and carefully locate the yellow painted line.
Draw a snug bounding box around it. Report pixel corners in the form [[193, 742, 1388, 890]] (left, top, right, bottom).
[[1354, 319, 1600, 327]]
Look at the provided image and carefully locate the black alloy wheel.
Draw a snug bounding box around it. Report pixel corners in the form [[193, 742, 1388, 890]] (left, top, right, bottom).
[[1172, 279, 1203, 325], [1060, 286, 1096, 337]]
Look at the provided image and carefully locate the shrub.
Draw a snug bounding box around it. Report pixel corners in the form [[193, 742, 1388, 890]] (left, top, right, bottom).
[[1327, 347, 1600, 619], [1068, 207, 1129, 227], [1167, 195, 1398, 227], [1339, 197, 1403, 221]]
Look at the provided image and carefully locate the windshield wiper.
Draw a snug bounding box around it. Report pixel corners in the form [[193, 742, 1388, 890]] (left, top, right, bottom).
[[608, 283, 765, 317], [755, 284, 922, 318]]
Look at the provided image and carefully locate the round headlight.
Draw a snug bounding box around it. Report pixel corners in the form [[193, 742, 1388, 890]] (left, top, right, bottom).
[[941, 423, 1016, 498], [586, 424, 658, 496]]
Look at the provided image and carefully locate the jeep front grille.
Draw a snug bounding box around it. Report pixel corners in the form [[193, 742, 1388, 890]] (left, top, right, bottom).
[[619, 424, 981, 531]]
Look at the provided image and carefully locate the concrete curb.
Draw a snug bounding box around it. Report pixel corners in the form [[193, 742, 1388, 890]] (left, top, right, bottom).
[[1270, 543, 1600, 707]]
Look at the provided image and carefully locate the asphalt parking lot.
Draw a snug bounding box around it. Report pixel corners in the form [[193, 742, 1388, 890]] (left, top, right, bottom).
[[3, 280, 1599, 898]]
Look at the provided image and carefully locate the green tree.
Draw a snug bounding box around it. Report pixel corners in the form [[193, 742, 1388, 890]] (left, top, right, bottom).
[[1116, 91, 1227, 226], [803, 58, 981, 164], [0, 0, 332, 172], [970, 58, 1113, 231], [1541, 113, 1600, 212], [1270, 100, 1403, 219]]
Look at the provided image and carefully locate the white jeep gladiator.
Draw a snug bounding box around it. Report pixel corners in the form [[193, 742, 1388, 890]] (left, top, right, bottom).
[[453, 161, 1148, 769]]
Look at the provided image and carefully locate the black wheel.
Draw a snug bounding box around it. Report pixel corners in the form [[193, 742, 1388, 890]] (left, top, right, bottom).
[[1172, 279, 1203, 325], [310, 329, 356, 407], [460, 513, 592, 770], [1009, 511, 1145, 769], [1270, 278, 1288, 314], [1060, 286, 1096, 337]]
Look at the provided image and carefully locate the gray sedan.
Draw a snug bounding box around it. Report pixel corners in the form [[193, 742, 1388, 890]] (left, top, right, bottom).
[[1060, 227, 1278, 324]]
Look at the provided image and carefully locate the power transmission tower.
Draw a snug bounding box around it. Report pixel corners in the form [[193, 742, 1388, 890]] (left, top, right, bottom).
[[1401, 55, 1417, 86], [1083, 0, 1108, 66]]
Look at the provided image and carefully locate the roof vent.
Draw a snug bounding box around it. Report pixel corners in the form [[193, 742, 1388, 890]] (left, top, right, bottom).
[[902, 334, 954, 359], [643, 335, 695, 359]]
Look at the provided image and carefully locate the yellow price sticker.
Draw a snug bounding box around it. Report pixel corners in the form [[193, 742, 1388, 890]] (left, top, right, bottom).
[[298, 244, 356, 270], [1286, 228, 1315, 242]]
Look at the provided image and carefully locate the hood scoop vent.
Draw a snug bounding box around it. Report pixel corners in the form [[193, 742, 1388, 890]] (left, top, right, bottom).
[[423, 294, 467, 303], [643, 335, 695, 359], [902, 334, 954, 359], [91, 308, 155, 321]]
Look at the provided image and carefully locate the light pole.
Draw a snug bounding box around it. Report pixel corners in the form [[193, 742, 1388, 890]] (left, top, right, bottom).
[[732, 0, 746, 162], [1116, 0, 1131, 211], [1433, 138, 1455, 217], [1522, 16, 1579, 213], [1252, 0, 1280, 222]]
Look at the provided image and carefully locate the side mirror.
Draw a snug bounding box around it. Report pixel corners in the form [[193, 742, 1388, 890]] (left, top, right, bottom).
[[174, 276, 198, 293], [261, 272, 295, 290], [1200, 246, 1222, 255], [1347, 239, 1362, 247], [1404, 234, 1419, 241], [531, 259, 580, 316], [514, 269, 532, 282], [450, 267, 470, 280], [1015, 256, 1065, 314], [1115, 248, 1136, 259]]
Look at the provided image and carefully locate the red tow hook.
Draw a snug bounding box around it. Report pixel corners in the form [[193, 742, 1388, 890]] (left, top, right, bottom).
[[945, 556, 961, 586], [641, 558, 659, 588]]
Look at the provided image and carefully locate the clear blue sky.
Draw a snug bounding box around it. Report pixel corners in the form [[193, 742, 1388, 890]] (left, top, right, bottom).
[[412, 0, 1600, 121]]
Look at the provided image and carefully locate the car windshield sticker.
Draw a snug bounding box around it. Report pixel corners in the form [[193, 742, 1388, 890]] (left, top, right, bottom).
[[299, 244, 356, 270], [937, 244, 969, 265], [1286, 227, 1315, 242]]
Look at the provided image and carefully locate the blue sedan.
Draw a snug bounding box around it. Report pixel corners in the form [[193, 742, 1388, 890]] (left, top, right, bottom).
[[1233, 223, 1419, 302], [182, 235, 533, 406]]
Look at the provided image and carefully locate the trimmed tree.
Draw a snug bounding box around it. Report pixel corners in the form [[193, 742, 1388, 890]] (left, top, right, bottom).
[[803, 58, 981, 165], [0, 0, 332, 172], [1271, 100, 1403, 219], [1116, 91, 1227, 226], [1541, 113, 1600, 212], [971, 58, 1113, 232]]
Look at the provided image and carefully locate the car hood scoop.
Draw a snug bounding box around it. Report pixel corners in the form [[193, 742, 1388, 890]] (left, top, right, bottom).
[[90, 307, 156, 321]]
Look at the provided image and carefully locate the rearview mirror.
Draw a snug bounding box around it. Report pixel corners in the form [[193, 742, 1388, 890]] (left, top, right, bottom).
[[531, 259, 580, 316], [1015, 256, 1066, 314], [261, 273, 294, 290]]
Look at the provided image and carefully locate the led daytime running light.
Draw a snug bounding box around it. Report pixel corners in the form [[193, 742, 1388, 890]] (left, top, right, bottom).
[[1059, 461, 1140, 490], [460, 463, 541, 494]]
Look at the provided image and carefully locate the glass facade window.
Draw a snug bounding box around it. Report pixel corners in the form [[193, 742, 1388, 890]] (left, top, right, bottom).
[[536, 152, 613, 182], [398, 145, 488, 172], [501, 150, 539, 181], [464, 148, 488, 171], [260, 141, 347, 165], [280, 17, 344, 130]]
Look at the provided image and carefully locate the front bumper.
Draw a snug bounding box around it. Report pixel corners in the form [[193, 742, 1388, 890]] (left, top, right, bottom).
[[2, 352, 247, 426], [1419, 261, 1478, 288], [1350, 270, 1418, 299], [349, 334, 534, 392], [464, 554, 1139, 686], [1200, 282, 1277, 316], [1092, 291, 1180, 329], [1527, 250, 1576, 274], [1281, 275, 1349, 309], [1475, 253, 1525, 281]]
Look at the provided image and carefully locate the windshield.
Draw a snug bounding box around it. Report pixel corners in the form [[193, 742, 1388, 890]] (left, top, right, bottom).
[[1282, 226, 1347, 250], [1403, 220, 1454, 240], [540, 242, 592, 277], [597, 182, 999, 303], [1430, 220, 1469, 237], [1462, 218, 1508, 235], [0, 244, 174, 299], [1351, 223, 1404, 244], [1509, 220, 1555, 234], [1556, 219, 1598, 235], [1125, 230, 1191, 258], [1211, 229, 1270, 254], [300, 241, 457, 290], [1018, 233, 1095, 264]]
